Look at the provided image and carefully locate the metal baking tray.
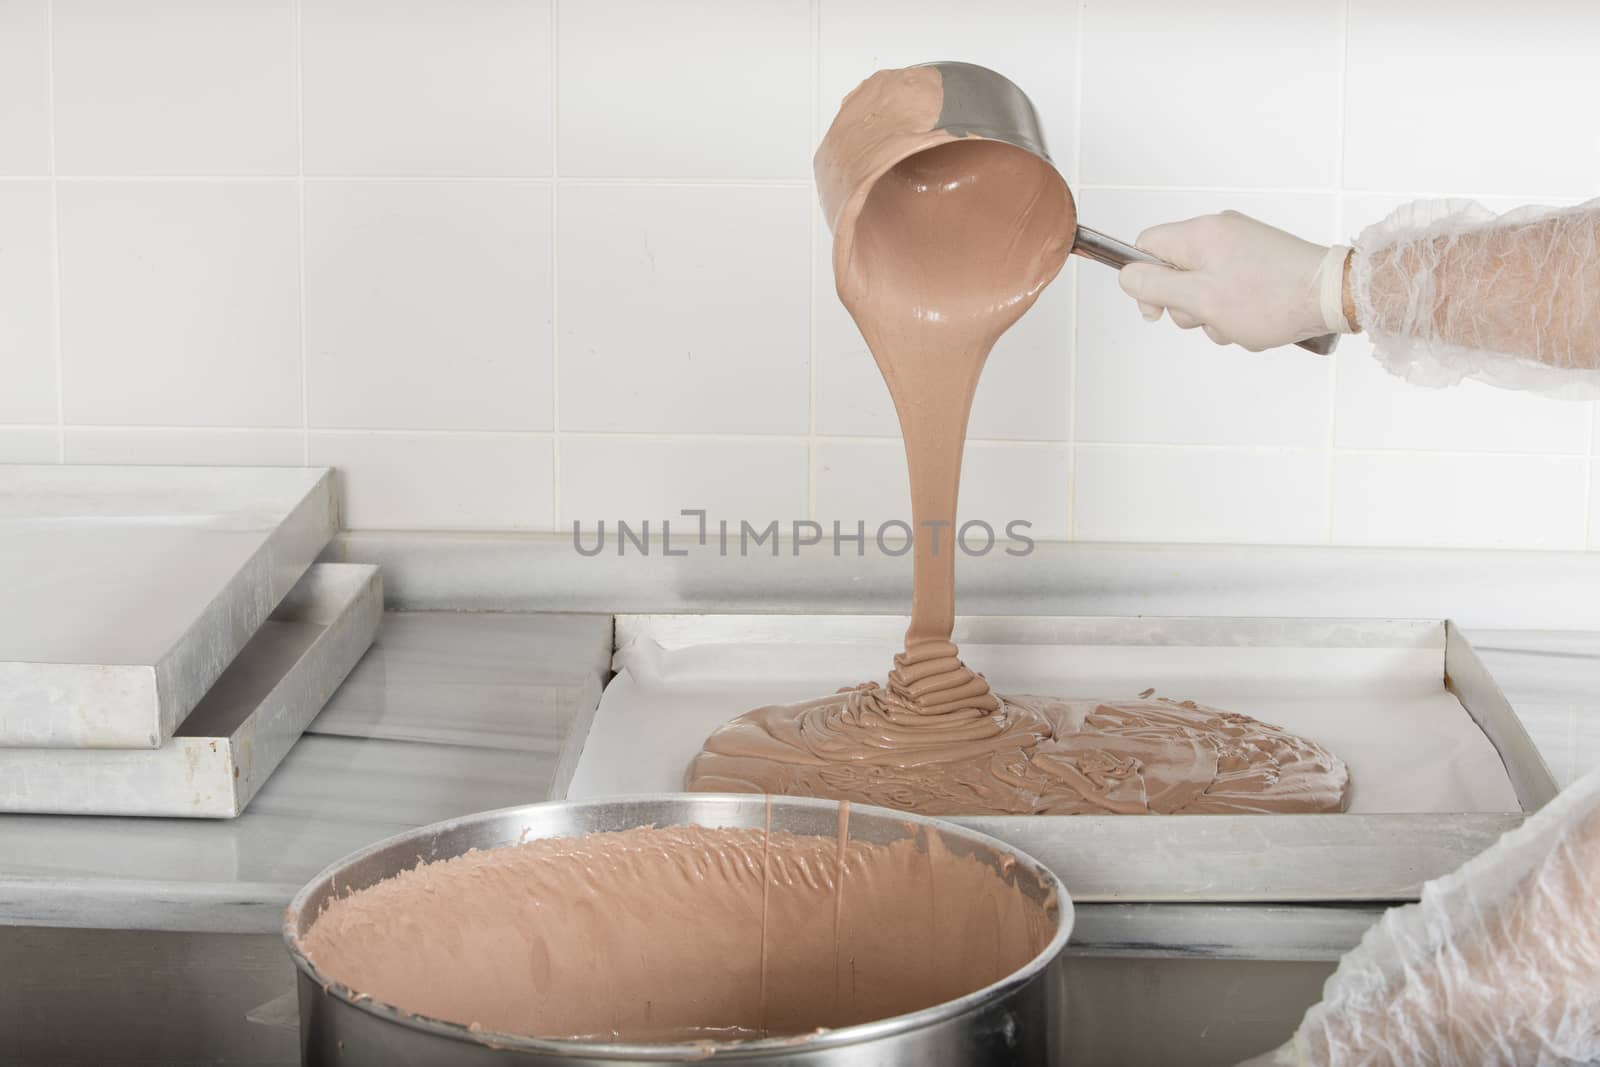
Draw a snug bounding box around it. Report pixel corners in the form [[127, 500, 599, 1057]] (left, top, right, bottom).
[[0, 563, 381, 818], [562, 614, 1558, 904], [0, 465, 337, 749]]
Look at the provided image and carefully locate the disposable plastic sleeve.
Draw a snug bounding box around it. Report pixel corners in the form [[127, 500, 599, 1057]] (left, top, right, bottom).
[[1293, 765, 1600, 1066], [1350, 198, 1600, 397]]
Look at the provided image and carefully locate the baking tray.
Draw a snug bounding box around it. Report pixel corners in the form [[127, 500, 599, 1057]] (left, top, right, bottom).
[[0, 465, 337, 749], [563, 614, 1559, 904], [0, 563, 381, 818]]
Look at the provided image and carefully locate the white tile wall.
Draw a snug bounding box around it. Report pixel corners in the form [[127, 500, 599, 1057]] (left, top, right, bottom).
[[0, 181, 56, 424], [0, 428, 59, 464], [1333, 453, 1588, 550], [57, 181, 302, 427], [0, 0, 50, 176], [558, 0, 811, 180], [64, 427, 305, 466], [309, 431, 553, 530], [1344, 0, 1600, 198], [53, 0, 297, 176], [304, 180, 554, 431], [3, 2, 1598, 545], [557, 183, 810, 434], [1080, 0, 1342, 190], [1074, 445, 1326, 545], [302, 0, 553, 178], [560, 436, 808, 532]]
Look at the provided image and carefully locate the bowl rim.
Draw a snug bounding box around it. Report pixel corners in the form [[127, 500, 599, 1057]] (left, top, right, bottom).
[[282, 792, 1074, 1061]]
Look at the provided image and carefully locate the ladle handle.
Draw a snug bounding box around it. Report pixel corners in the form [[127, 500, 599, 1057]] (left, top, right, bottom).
[[1072, 225, 1339, 357]]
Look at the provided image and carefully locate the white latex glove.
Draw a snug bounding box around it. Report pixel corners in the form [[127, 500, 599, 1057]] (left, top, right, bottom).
[[1117, 211, 1353, 352], [1237, 764, 1600, 1067]]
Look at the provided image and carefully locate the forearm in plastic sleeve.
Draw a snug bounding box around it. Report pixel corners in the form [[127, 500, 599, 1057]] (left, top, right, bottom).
[[1350, 198, 1600, 396], [1290, 764, 1600, 1066]]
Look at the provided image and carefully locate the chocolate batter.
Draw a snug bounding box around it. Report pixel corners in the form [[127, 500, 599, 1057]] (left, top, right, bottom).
[[686, 66, 1350, 816], [690, 691, 1348, 816], [299, 823, 1054, 1042]]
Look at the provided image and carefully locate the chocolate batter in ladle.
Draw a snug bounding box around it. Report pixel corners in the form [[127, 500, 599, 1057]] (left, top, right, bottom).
[[686, 64, 1350, 816]]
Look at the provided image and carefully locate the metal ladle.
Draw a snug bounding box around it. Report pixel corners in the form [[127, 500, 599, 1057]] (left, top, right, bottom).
[[927, 61, 1339, 356]]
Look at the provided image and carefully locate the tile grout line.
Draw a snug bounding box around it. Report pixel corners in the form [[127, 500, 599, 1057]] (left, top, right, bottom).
[[46, 0, 64, 462], [549, 0, 562, 531], [1065, 0, 1086, 541], [1324, 0, 1352, 545], [294, 0, 309, 466], [805, 0, 820, 522]]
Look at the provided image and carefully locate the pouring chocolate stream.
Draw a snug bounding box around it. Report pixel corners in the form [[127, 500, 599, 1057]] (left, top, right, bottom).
[[685, 64, 1350, 816]]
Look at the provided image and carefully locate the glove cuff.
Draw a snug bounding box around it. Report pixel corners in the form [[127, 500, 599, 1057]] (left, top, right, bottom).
[[1318, 244, 1355, 335]]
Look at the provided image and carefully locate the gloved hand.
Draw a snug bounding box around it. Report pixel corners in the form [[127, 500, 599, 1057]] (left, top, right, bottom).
[[1237, 764, 1600, 1066], [1117, 211, 1354, 352]]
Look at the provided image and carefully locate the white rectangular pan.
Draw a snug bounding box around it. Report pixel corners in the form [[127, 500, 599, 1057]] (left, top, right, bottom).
[[564, 614, 1557, 903]]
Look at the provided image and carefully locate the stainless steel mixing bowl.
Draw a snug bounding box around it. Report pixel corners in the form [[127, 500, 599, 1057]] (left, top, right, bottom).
[[284, 793, 1072, 1066]]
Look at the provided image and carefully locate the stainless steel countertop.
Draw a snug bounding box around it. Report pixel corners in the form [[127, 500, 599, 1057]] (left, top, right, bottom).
[[1, 609, 1596, 955], [0, 610, 613, 934]]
